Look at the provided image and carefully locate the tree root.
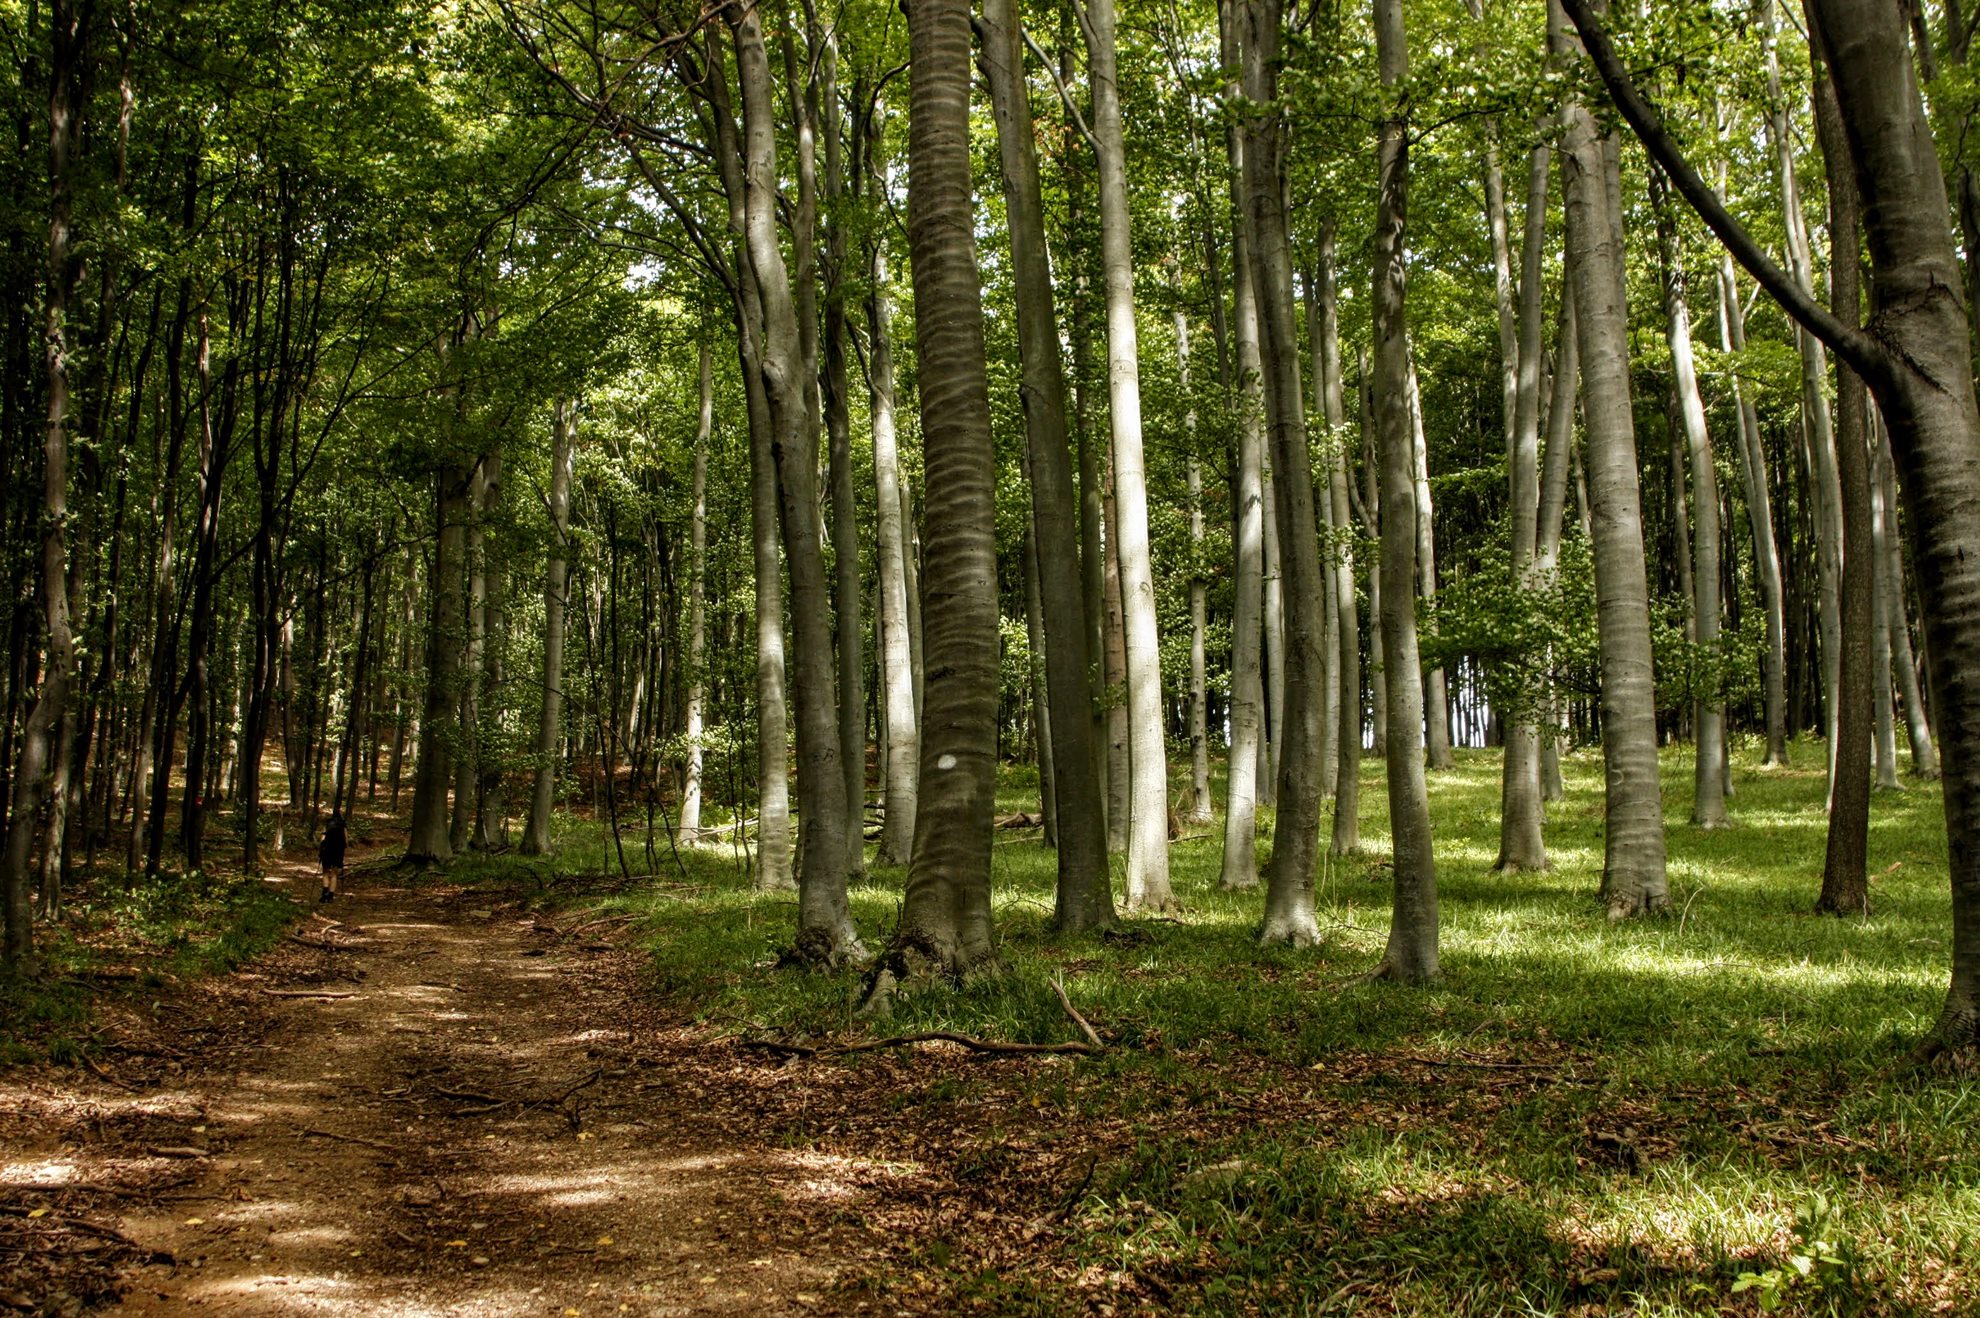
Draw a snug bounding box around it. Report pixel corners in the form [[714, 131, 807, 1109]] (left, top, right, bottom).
[[742, 1031, 1098, 1061]]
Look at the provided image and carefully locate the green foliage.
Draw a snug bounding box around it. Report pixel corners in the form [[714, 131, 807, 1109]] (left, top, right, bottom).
[[1731, 1194, 1858, 1312]]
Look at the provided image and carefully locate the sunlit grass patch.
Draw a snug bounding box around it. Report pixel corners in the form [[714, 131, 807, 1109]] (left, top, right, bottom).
[[536, 738, 1978, 1312]]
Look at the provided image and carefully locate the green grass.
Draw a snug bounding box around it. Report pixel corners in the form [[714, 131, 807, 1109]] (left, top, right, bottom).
[[0, 867, 303, 1063], [423, 744, 1980, 1312]]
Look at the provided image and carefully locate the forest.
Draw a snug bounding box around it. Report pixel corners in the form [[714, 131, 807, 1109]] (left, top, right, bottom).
[[3, 0, 1980, 1312]]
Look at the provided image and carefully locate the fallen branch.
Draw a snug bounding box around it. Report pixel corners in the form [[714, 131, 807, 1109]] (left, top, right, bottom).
[[1051, 975, 1105, 1050], [302, 1128, 395, 1152], [744, 1031, 1099, 1060], [263, 988, 357, 999], [144, 1146, 209, 1160]]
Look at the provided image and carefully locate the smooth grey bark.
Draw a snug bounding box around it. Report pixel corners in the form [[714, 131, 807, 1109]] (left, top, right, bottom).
[[862, 123, 919, 865], [679, 360, 709, 844], [1306, 274, 1341, 799], [1316, 221, 1362, 856], [1358, 354, 1388, 758], [732, 3, 856, 956], [1260, 446, 1283, 805], [1407, 361, 1453, 770], [472, 456, 508, 850], [1561, 0, 1980, 1049], [1370, 0, 1438, 980], [1179, 308, 1215, 825], [1236, 0, 1329, 947], [1879, 422, 1939, 777], [977, 0, 1112, 930], [1764, 0, 1845, 777], [1553, 0, 1669, 918], [1871, 430, 1901, 790], [887, 0, 1001, 981], [1712, 130, 1790, 767], [1537, 292, 1579, 803], [1497, 140, 1551, 871], [1085, 0, 1174, 910], [1650, 175, 1728, 828], [1219, 35, 1267, 890]]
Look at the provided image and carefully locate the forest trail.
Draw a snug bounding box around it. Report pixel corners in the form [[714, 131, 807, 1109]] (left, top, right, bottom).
[[4, 849, 868, 1316]]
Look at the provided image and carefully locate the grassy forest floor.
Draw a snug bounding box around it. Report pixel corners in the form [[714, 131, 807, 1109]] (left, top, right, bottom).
[[1, 741, 1975, 1315]]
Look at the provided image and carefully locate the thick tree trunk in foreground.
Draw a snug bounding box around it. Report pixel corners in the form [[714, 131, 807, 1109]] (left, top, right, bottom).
[[1880, 424, 1938, 778], [885, 0, 1000, 982], [1370, 0, 1438, 980], [1237, 0, 1328, 947], [524, 399, 575, 855], [1563, 0, 1980, 1054], [4, 0, 88, 961], [1554, 0, 1668, 918], [1087, 0, 1174, 910], [978, 0, 1112, 930]]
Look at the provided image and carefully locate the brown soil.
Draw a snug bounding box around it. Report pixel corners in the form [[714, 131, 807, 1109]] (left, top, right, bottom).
[[0, 845, 871, 1316]]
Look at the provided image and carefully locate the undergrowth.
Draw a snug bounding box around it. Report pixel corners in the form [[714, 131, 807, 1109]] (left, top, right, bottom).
[[568, 740, 1977, 1314], [0, 867, 301, 1063]]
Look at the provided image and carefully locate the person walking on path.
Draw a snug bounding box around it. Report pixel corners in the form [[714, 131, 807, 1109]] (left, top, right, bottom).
[[319, 812, 347, 903]]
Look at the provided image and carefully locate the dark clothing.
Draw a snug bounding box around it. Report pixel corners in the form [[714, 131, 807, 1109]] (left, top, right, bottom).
[[319, 819, 347, 870]]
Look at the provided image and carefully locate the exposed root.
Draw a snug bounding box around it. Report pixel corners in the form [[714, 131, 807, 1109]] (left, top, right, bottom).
[[1256, 912, 1322, 949]]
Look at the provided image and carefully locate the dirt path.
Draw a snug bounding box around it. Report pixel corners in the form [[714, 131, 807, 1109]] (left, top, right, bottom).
[[2, 861, 875, 1316]]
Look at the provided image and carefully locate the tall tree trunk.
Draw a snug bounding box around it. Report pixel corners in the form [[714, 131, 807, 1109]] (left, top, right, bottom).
[[881, 0, 1000, 984], [1871, 430, 1901, 790], [1219, 5, 1266, 889], [525, 402, 574, 855], [1537, 291, 1579, 802], [1369, 0, 1438, 980], [1407, 361, 1453, 770], [863, 144, 919, 866], [1086, 0, 1174, 910], [1810, 13, 1875, 916], [1765, 0, 1846, 779], [1650, 173, 1729, 828], [406, 461, 470, 865], [450, 456, 493, 853], [4, 0, 89, 961], [1236, 0, 1328, 947], [1553, 0, 1669, 918], [1179, 308, 1214, 825], [977, 0, 1112, 928], [816, 21, 866, 872], [1316, 221, 1362, 856], [731, 3, 857, 959], [1497, 140, 1551, 870], [678, 363, 709, 844]]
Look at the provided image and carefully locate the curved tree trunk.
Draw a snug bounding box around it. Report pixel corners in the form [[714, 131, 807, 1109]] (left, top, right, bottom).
[[1370, 0, 1438, 980], [1879, 423, 1938, 778]]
